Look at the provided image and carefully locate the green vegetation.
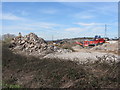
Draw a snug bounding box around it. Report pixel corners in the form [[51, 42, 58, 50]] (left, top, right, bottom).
[[1, 83, 21, 88], [2, 42, 120, 88]]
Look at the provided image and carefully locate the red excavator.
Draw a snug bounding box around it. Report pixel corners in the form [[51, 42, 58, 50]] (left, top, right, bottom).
[[75, 35, 106, 47]]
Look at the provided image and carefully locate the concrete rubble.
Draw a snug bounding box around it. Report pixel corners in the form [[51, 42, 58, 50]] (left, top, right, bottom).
[[44, 51, 118, 64], [8, 33, 118, 63], [91, 41, 118, 53], [9, 33, 72, 56]]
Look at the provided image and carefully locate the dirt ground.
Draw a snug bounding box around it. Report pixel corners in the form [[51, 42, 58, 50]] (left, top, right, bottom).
[[2, 44, 120, 88]]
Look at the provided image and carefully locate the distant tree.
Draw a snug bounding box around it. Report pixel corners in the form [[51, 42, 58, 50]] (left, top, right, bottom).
[[0, 35, 2, 41], [2, 34, 16, 43]]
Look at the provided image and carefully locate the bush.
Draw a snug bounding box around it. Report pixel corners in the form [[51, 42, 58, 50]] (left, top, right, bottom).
[[2, 34, 15, 44]]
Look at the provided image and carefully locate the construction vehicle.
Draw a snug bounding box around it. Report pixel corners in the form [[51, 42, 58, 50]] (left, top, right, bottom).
[[75, 35, 106, 47]]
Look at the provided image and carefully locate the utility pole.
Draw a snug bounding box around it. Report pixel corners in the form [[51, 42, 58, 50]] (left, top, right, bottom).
[[52, 35, 53, 41], [105, 24, 107, 38]]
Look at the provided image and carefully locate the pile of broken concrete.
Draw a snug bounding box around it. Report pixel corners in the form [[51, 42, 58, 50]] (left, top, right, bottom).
[[91, 41, 118, 53], [9, 33, 72, 56]]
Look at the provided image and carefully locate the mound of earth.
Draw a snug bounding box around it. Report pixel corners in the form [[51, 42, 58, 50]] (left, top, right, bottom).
[[91, 41, 118, 53], [72, 45, 83, 51]]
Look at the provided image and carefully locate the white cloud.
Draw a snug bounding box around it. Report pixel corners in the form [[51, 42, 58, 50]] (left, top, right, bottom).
[[65, 27, 84, 32], [91, 27, 105, 32], [21, 11, 29, 16], [2, 13, 25, 20], [2, 21, 63, 40], [39, 8, 58, 14], [23, 22, 61, 30], [64, 22, 110, 34], [80, 15, 94, 19], [3, 21, 62, 34], [73, 12, 95, 19], [3, 26, 35, 31], [75, 22, 104, 26], [72, 2, 117, 20], [63, 25, 107, 38]]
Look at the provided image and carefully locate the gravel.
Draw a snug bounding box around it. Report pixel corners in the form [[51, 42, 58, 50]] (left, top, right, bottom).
[[44, 51, 118, 64]]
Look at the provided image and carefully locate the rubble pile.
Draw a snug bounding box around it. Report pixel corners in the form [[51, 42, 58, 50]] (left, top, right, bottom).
[[9, 33, 72, 56], [91, 41, 118, 53], [96, 54, 118, 64]]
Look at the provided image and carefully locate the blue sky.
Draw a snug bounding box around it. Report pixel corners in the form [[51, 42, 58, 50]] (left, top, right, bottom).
[[1, 2, 118, 40]]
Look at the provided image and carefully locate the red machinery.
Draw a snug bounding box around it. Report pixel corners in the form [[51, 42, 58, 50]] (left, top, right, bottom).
[[75, 36, 105, 47]]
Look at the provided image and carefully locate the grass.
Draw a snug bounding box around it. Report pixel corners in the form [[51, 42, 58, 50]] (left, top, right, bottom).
[[2, 42, 120, 88]]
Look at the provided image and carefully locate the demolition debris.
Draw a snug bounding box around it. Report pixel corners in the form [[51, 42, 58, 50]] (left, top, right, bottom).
[[9, 33, 72, 56]]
